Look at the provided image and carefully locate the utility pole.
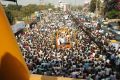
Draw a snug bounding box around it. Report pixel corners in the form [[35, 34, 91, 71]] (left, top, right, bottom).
[[95, 0, 98, 17], [100, 0, 104, 16]]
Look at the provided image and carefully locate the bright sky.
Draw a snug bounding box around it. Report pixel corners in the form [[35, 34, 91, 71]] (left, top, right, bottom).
[[1, 0, 91, 6]]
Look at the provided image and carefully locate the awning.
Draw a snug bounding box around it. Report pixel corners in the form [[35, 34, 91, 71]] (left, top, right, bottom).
[[11, 21, 25, 33]]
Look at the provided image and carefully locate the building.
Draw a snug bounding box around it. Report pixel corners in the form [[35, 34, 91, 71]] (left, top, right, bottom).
[[58, 1, 70, 12]]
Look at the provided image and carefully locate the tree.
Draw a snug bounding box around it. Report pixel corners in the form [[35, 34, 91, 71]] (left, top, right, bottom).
[[21, 4, 39, 17], [4, 7, 15, 25], [89, 0, 97, 12], [71, 5, 82, 11], [107, 9, 120, 19], [5, 4, 23, 21], [6, 4, 22, 10], [45, 3, 55, 10], [97, 0, 101, 11], [39, 4, 46, 10], [4, 4, 41, 23], [77, 5, 82, 11], [89, 0, 101, 12], [104, 0, 120, 19]]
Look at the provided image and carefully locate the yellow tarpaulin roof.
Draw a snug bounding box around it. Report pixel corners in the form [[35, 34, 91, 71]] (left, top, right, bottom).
[[110, 40, 118, 43]]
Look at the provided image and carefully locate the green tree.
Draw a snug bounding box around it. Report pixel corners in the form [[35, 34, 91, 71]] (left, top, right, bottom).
[[104, 0, 120, 19], [4, 4, 41, 23], [45, 3, 55, 10], [71, 5, 82, 11], [21, 4, 39, 17], [89, 0, 96, 12], [5, 4, 23, 21], [107, 10, 120, 19], [4, 7, 15, 25], [77, 5, 82, 11], [39, 4, 46, 10], [97, 0, 101, 11], [7, 4, 22, 10]]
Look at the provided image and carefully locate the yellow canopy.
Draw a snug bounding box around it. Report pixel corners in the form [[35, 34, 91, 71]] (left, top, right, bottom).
[[110, 40, 118, 43]]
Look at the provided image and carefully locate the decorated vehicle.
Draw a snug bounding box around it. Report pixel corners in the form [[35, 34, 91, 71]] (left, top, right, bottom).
[[56, 27, 71, 49]]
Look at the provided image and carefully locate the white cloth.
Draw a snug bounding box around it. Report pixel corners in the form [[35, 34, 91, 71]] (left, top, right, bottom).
[[59, 37, 65, 44]]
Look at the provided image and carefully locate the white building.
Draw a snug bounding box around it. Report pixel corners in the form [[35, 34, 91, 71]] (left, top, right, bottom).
[[58, 1, 70, 12]]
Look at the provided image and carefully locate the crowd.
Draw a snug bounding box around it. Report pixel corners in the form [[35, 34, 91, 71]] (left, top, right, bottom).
[[16, 12, 120, 80]]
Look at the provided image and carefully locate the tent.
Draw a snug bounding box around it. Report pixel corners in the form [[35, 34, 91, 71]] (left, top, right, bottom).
[[11, 21, 25, 33]]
